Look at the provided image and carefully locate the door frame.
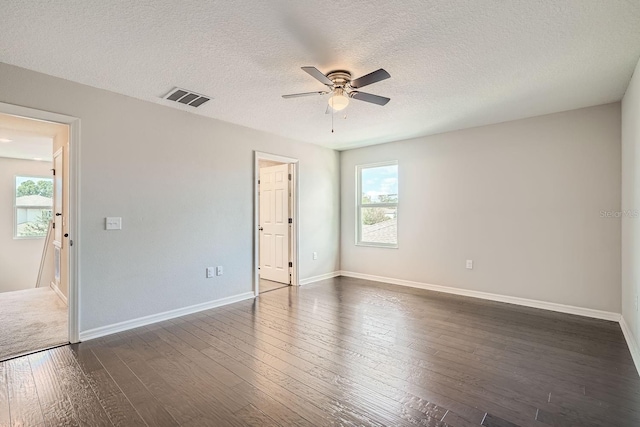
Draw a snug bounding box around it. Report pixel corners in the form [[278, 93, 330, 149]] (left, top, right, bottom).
[[254, 151, 299, 296], [0, 102, 81, 344]]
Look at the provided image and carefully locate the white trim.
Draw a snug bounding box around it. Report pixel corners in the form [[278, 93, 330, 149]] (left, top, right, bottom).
[[290, 162, 299, 289], [620, 315, 640, 376], [299, 271, 341, 286], [50, 281, 68, 305], [0, 102, 80, 344], [256, 151, 300, 165], [68, 117, 80, 343], [254, 151, 300, 296], [79, 292, 254, 341], [339, 271, 621, 322]]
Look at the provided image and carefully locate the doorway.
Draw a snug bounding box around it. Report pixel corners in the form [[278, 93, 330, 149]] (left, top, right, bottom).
[[254, 152, 299, 295], [0, 103, 79, 360]]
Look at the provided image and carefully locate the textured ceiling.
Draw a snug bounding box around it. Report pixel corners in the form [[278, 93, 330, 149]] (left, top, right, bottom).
[[2, 1, 640, 150]]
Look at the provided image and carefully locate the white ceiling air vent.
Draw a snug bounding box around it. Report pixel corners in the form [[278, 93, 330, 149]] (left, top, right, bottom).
[[163, 87, 211, 107]]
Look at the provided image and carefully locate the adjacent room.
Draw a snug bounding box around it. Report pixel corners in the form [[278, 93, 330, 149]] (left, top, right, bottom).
[[0, 113, 69, 361], [0, 1, 639, 426]]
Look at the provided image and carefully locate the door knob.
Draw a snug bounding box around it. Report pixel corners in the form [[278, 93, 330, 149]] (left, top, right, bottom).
[[64, 233, 69, 237], [55, 213, 62, 216], [258, 226, 263, 231]]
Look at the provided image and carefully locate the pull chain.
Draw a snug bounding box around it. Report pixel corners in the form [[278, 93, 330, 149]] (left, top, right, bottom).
[[331, 97, 334, 133]]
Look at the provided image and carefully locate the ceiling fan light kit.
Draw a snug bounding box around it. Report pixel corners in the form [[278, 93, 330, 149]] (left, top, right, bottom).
[[328, 89, 349, 111]]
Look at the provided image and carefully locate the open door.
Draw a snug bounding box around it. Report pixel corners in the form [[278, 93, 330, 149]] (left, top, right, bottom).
[[51, 122, 70, 304], [259, 163, 290, 284], [52, 147, 63, 293]]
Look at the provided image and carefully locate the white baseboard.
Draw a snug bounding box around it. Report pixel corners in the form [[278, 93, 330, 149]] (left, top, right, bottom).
[[339, 271, 621, 322], [299, 271, 341, 286], [620, 315, 640, 376], [79, 291, 255, 341], [50, 281, 68, 305]]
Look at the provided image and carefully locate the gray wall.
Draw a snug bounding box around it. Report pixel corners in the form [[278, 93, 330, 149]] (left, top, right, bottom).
[[0, 59, 626, 334], [0, 62, 340, 332], [622, 58, 640, 342], [0, 157, 51, 292], [341, 103, 622, 313]]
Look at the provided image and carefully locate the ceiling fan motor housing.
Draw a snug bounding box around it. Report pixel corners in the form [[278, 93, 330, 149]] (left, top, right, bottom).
[[326, 70, 352, 87]]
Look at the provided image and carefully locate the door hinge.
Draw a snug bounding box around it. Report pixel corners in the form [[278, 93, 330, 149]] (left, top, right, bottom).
[[51, 168, 56, 176], [258, 179, 260, 184], [288, 218, 292, 224], [288, 173, 291, 181], [52, 223, 55, 229], [289, 262, 293, 267]]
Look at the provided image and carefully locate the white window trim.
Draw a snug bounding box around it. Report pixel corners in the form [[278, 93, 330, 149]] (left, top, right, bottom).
[[356, 161, 398, 248], [14, 175, 53, 239]]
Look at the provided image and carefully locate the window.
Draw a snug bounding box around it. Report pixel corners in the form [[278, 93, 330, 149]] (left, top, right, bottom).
[[15, 176, 53, 238], [356, 161, 398, 247]]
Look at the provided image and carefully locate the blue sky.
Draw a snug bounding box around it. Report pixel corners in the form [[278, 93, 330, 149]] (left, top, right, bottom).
[[362, 165, 398, 201]]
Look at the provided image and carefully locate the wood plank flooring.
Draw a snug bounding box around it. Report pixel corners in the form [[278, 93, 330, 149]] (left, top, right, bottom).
[[0, 276, 638, 426]]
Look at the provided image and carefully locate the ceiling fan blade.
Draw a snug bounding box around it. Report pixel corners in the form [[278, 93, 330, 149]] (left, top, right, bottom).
[[301, 66, 334, 86], [350, 69, 391, 89], [282, 91, 328, 99], [350, 91, 390, 106]]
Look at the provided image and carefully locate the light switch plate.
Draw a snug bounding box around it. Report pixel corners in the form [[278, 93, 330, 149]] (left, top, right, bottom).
[[216, 266, 223, 276], [105, 217, 122, 230]]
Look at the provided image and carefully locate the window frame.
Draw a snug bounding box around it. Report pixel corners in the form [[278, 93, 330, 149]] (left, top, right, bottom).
[[14, 175, 53, 239], [355, 160, 399, 248]]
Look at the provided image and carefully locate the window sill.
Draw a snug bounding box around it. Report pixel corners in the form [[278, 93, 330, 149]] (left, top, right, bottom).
[[356, 242, 398, 249]]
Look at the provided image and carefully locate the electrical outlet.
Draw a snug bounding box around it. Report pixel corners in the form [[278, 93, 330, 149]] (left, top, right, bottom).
[[206, 267, 214, 278], [466, 260, 473, 270], [216, 266, 223, 276], [313, 252, 318, 260]]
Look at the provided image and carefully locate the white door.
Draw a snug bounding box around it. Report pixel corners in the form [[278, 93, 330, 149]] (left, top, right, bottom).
[[259, 164, 290, 284], [52, 148, 63, 290]]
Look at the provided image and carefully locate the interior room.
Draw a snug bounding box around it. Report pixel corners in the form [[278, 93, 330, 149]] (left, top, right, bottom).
[[0, 1, 639, 426]]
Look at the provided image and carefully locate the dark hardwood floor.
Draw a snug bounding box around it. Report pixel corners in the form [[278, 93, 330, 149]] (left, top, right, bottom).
[[0, 277, 638, 426]]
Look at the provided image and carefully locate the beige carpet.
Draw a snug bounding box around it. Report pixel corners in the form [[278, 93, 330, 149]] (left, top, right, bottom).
[[0, 287, 67, 361]]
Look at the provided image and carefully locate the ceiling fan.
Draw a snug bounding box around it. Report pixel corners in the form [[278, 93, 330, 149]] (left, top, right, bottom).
[[282, 66, 391, 112]]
